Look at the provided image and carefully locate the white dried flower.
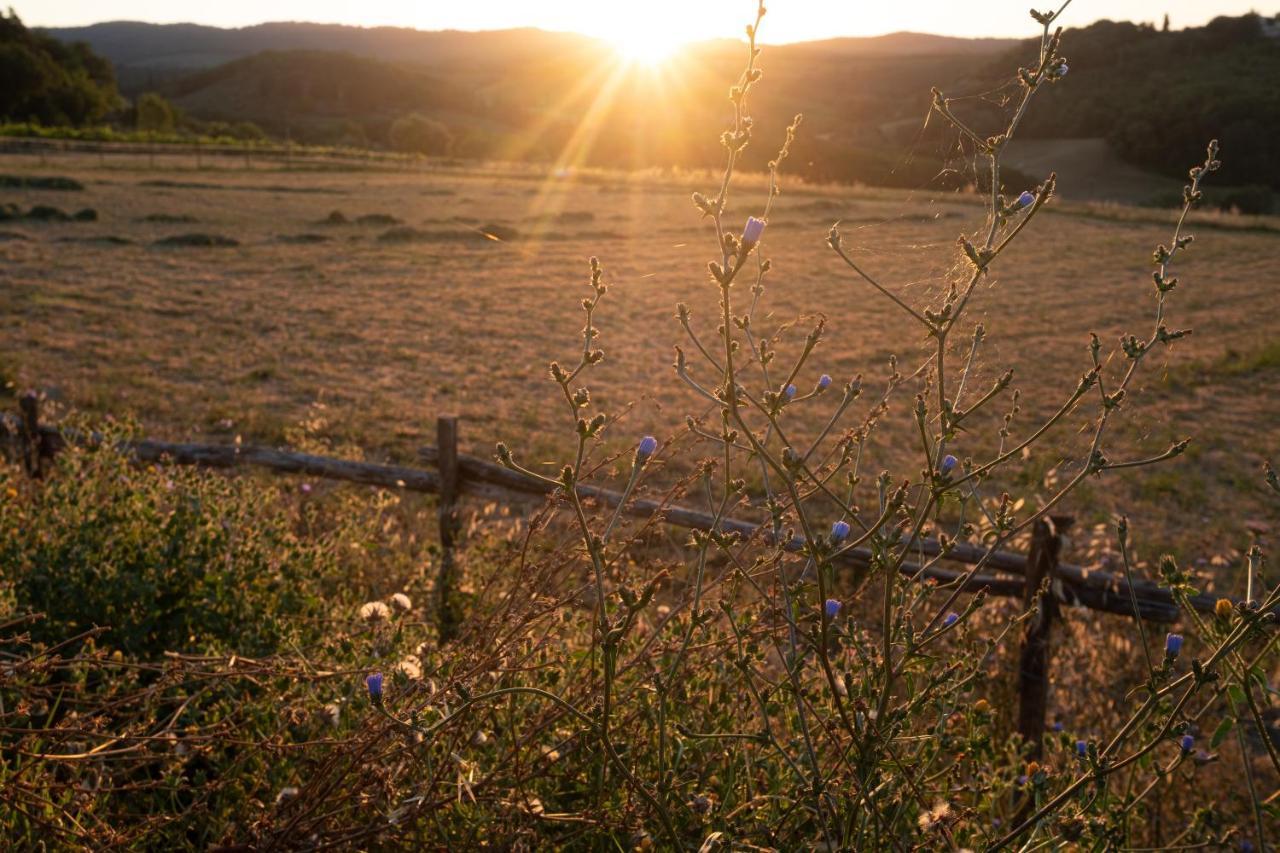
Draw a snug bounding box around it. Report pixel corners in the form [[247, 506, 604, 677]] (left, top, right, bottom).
[[359, 601, 391, 622], [396, 655, 423, 680]]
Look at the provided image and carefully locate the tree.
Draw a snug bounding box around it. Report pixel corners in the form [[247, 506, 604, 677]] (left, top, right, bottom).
[[135, 92, 175, 134], [0, 10, 118, 125], [389, 113, 453, 156]]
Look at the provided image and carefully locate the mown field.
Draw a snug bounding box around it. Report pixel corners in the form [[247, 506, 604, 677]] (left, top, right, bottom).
[[2, 150, 1278, 580]]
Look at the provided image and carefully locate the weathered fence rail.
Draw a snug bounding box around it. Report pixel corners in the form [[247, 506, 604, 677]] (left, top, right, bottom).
[[0, 395, 1222, 622], [0, 392, 1248, 746]]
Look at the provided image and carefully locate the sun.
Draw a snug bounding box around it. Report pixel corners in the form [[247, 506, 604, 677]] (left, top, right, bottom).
[[607, 26, 687, 67]]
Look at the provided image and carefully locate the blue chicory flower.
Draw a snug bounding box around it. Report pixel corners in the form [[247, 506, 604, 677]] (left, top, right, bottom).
[[636, 435, 658, 463], [1076, 740, 1087, 757], [1016, 190, 1035, 208], [831, 520, 851, 542], [1180, 734, 1194, 753], [741, 216, 766, 248], [784, 384, 797, 400], [366, 672, 384, 703], [1165, 632, 1184, 659], [818, 374, 832, 390], [943, 612, 959, 628], [824, 598, 842, 620], [940, 454, 958, 475]]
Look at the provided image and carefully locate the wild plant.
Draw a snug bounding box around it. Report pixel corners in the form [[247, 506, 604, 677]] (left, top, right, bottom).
[[1, 1, 1275, 849], [336, 2, 1280, 849]]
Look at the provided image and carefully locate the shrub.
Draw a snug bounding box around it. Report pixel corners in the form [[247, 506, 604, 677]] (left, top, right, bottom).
[[0, 433, 345, 657], [389, 112, 453, 156], [135, 92, 177, 134]]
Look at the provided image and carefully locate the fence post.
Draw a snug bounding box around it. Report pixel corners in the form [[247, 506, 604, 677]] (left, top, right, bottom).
[[435, 415, 461, 643], [18, 391, 43, 479], [1017, 515, 1072, 757]]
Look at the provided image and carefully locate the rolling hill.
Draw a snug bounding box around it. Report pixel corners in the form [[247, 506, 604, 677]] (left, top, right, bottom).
[[31, 14, 1280, 206]]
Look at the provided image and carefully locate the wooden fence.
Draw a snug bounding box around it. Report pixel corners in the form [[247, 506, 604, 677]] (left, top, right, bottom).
[[0, 391, 1240, 745], [0, 135, 421, 171]]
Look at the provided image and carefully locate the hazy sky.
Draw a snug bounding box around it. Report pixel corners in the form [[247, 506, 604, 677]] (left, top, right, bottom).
[[15, 1, 1266, 43]]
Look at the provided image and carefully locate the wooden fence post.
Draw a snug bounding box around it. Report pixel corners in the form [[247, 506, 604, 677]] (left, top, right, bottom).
[[1017, 515, 1072, 757], [18, 391, 43, 479], [436, 415, 461, 643]]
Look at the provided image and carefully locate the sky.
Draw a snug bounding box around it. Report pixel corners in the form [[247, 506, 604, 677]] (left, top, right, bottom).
[[14, 0, 1267, 44]]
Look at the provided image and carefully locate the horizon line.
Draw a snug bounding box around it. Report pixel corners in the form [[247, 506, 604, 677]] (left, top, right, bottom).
[[29, 13, 1275, 47]]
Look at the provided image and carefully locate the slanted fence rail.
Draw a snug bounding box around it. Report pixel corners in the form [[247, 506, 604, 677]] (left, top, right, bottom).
[[0, 391, 1241, 745]]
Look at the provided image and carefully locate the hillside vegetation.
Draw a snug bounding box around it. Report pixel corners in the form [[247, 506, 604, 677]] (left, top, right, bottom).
[[977, 16, 1280, 191], [0, 10, 118, 126], [32, 13, 1280, 207]]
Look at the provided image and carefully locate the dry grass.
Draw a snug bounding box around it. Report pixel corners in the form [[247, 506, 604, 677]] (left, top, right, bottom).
[[2, 151, 1277, 586]]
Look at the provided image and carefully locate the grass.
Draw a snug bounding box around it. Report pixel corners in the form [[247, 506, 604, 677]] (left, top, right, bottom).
[[0, 150, 1277, 584], [0, 135, 1276, 848]]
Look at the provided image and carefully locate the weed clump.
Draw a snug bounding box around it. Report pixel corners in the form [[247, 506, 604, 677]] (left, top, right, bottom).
[[138, 212, 199, 223], [153, 233, 240, 248], [0, 174, 84, 190], [354, 212, 401, 226], [0, 205, 97, 222]]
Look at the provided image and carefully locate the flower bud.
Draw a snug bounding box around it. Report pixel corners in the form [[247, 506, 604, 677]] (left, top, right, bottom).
[[366, 672, 384, 705], [636, 435, 658, 463], [741, 216, 766, 250], [1179, 733, 1194, 753], [1076, 740, 1087, 758], [940, 454, 958, 476], [784, 383, 797, 400], [1164, 632, 1183, 659], [1016, 190, 1035, 208], [818, 374, 832, 390], [830, 520, 851, 542], [824, 598, 842, 620], [1215, 598, 1233, 618], [943, 612, 959, 628]]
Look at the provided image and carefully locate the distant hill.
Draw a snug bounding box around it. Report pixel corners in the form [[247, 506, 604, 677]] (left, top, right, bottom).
[[971, 15, 1280, 193], [35, 21, 1014, 181], [31, 14, 1280, 206], [42, 21, 1016, 77], [38, 22, 608, 93]]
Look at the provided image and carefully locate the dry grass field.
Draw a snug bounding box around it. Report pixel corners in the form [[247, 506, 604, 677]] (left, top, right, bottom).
[[2, 150, 1278, 581]]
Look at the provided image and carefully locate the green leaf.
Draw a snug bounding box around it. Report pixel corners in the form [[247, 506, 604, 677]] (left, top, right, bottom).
[[1210, 717, 1234, 748], [1227, 684, 1247, 706]]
